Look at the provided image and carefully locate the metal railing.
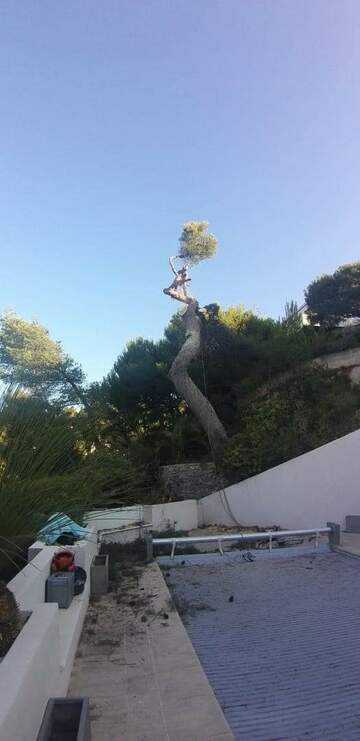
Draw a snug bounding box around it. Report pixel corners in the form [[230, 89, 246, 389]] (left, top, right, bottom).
[[146, 524, 340, 560]]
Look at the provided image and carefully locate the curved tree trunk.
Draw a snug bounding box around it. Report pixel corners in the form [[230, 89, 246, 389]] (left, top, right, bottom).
[[169, 300, 227, 451], [62, 373, 91, 412], [61, 371, 103, 447]]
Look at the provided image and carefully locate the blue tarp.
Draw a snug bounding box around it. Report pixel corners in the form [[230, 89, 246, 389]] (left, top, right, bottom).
[[38, 513, 89, 545]]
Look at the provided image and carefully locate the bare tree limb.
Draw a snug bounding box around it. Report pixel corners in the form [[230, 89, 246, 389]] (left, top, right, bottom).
[[169, 256, 179, 276]]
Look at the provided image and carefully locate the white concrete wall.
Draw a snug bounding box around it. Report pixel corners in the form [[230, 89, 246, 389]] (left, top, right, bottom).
[[10, 546, 56, 611], [72, 530, 99, 572], [85, 505, 144, 532], [0, 598, 92, 741], [145, 500, 199, 532], [85, 502, 199, 536], [101, 523, 150, 545], [9, 528, 98, 611], [2, 527, 98, 741], [57, 574, 93, 692], [200, 429, 360, 530], [0, 604, 61, 741]]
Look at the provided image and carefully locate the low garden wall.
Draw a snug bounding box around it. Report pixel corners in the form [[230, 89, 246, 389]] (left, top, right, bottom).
[[94, 502, 199, 544], [0, 527, 98, 741], [144, 500, 199, 532], [100, 523, 150, 544], [84, 505, 144, 531]]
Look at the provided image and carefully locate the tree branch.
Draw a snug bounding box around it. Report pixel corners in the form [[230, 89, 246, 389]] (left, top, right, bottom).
[[163, 287, 193, 304], [169, 256, 178, 276]]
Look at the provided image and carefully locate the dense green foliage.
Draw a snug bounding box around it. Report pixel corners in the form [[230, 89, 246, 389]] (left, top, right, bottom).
[[0, 391, 88, 580], [0, 390, 152, 581], [3, 296, 360, 495], [90, 338, 177, 442], [305, 262, 360, 326], [94, 301, 360, 476], [0, 312, 87, 406], [178, 221, 217, 265], [221, 367, 360, 482]]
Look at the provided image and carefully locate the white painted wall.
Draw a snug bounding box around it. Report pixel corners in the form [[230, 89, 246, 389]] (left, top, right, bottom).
[[200, 429, 360, 530], [101, 523, 151, 544], [0, 598, 92, 741], [10, 529, 98, 611], [10, 546, 56, 611], [145, 500, 199, 532], [85, 505, 144, 532], [83, 502, 199, 537], [0, 604, 61, 741], [2, 527, 98, 741]]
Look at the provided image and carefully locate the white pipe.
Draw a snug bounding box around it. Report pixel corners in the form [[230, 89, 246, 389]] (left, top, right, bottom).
[[152, 527, 330, 546]]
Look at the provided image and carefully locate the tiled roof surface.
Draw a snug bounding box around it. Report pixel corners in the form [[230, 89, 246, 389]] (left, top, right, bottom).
[[166, 551, 360, 740]]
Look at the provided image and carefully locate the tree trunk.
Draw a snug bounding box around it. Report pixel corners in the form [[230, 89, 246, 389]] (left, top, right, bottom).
[[169, 300, 227, 451], [62, 373, 91, 411], [61, 372, 103, 447]]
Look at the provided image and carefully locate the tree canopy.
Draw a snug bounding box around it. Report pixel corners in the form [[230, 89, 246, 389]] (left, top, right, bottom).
[[93, 296, 360, 469], [178, 221, 217, 266], [90, 337, 178, 443], [0, 312, 87, 406], [305, 262, 360, 326]]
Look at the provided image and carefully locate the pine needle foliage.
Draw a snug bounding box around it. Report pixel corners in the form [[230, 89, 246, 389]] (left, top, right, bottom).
[[178, 221, 217, 266]]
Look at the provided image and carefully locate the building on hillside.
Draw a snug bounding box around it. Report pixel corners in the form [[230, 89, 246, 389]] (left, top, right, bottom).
[[296, 303, 360, 328]]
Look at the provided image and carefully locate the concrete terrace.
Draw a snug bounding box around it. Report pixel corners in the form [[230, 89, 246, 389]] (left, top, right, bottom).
[[165, 550, 360, 741], [68, 561, 233, 741]]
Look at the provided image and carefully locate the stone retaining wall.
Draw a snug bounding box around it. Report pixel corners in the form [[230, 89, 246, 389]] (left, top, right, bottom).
[[160, 462, 223, 501]]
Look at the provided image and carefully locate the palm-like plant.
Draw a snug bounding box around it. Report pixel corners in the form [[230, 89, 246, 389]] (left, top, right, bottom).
[[0, 391, 149, 568], [0, 390, 97, 655], [0, 387, 150, 655], [0, 393, 92, 569]]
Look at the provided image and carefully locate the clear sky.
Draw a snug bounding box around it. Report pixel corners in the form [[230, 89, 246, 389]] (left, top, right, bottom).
[[1, 1, 359, 382]]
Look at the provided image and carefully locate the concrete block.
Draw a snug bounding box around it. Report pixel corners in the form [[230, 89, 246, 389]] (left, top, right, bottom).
[[144, 534, 154, 562], [36, 697, 91, 741], [327, 522, 341, 546], [345, 515, 360, 532], [46, 572, 74, 609], [90, 554, 109, 595]]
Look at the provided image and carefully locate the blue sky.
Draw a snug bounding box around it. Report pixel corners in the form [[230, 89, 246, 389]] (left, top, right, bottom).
[[1, 1, 359, 382]]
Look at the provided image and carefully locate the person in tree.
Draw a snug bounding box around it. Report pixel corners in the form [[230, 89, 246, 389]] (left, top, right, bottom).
[[163, 256, 192, 303]]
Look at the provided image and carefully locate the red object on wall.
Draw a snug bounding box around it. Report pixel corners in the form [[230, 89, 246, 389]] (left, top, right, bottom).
[[51, 550, 75, 572]]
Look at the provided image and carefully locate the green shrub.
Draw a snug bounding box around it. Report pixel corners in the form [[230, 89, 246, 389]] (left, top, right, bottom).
[[221, 367, 360, 482]]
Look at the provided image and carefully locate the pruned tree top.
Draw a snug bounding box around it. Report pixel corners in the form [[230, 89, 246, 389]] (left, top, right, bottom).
[[164, 221, 218, 305], [178, 221, 217, 266]]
